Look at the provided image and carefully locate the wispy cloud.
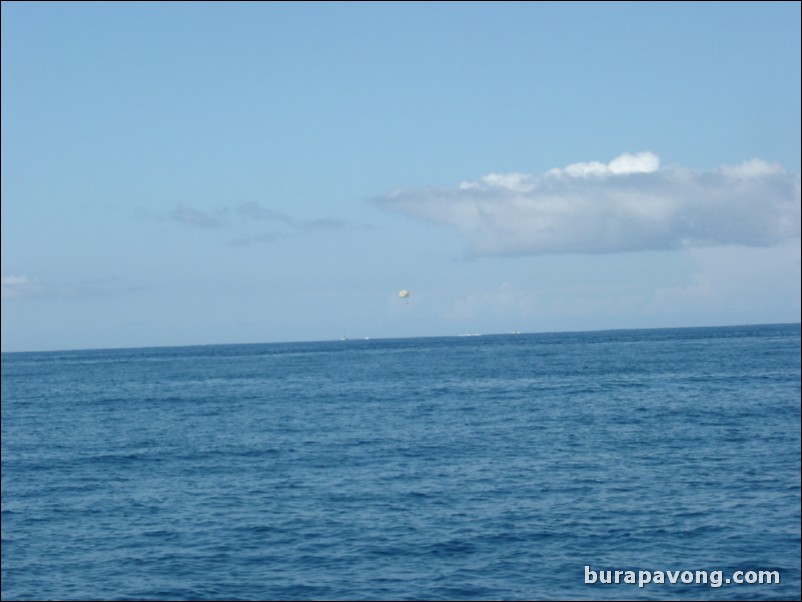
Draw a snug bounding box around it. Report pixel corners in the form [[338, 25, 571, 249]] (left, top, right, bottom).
[[375, 153, 801, 256], [232, 203, 349, 231], [1, 275, 139, 300], [1, 275, 35, 299], [162, 202, 349, 239], [169, 205, 227, 228], [233, 202, 295, 226], [229, 232, 285, 247], [444, 282, 538, 321]]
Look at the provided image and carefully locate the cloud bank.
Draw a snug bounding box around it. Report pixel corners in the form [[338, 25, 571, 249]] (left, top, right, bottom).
[[376, 153, 801, 255]]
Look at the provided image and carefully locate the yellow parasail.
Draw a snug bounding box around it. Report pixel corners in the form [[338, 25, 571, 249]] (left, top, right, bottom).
[[398, 290, 410, 299]]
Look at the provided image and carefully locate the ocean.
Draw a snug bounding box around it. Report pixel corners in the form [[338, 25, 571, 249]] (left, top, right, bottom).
[[2, 324, 800, 601]]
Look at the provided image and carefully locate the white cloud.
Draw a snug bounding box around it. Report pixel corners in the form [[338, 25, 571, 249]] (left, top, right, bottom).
[[376, 153, 801, 256], [548, 151, 662, 178]]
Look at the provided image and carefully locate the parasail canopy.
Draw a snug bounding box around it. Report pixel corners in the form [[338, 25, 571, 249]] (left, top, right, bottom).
[[398, 289, 410, 299]]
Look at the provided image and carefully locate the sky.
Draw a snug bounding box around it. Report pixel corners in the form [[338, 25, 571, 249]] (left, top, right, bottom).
[[1, 1, 800, 352]]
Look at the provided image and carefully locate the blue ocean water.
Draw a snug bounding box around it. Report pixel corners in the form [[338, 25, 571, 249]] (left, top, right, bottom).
[[2, 324, 800, 601]]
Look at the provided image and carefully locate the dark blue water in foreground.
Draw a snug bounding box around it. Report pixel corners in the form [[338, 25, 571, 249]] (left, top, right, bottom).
[[2, 324, 800, 601]]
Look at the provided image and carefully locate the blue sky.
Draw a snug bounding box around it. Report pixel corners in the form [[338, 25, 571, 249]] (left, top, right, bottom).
[[2, 1, 800, 352]]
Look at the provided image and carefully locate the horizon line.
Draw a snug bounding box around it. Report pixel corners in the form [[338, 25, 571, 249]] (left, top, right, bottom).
[[2, 321, 799, 356]]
